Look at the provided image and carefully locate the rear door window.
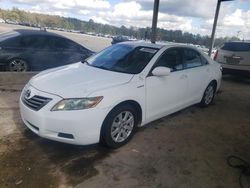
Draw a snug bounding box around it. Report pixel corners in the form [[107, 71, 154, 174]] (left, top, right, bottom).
[[64, 39, 81, 51], [45, 36, 64, 50], [183, 49, 206, 69], [49, 37, 80, 51]]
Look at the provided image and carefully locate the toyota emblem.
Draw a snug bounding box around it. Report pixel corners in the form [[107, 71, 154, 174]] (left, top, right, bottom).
[[25, 89, 31, 99]]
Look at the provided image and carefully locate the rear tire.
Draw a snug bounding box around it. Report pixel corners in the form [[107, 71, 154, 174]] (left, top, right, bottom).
[[100, 104, 138, 148], [200, 82, 216, 107], [7, 59, 29, 72]]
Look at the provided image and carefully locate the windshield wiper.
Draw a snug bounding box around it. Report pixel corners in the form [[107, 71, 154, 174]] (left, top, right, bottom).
[[95, 65, 110, 71], [82, 61, 112, 71], [82, 60, 90, 65]]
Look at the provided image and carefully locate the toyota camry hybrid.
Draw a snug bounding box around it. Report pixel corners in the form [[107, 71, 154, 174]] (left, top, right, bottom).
[[20, 42, 222, 148]]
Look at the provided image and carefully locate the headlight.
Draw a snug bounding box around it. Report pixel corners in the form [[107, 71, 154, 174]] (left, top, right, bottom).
[[51, 96, 103, 111]]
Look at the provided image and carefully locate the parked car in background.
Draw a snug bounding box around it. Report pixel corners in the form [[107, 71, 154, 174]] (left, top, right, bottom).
[[0, 29, 94, 72], [0, 18, 5, 23], [111, 35, 130, 45], [20, 42, 222, 148], [5, 19, 18, 25], [214, 41, 250, 76]]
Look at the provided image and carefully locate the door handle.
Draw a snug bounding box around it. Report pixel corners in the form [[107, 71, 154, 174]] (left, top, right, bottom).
[[180, 74, 187, 79]]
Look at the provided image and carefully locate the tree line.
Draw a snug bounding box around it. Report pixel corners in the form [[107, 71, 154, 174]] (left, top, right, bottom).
[[0, 8, 239, 47]]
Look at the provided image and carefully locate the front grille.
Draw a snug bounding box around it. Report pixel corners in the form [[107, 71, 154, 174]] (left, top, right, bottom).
[[22, 95, 52, 111]]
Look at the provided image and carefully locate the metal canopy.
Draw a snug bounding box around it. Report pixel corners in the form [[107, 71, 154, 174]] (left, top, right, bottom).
[[208, 0, 234, 56], [151, 0, 160, 43], [151, 0, 234, 56]]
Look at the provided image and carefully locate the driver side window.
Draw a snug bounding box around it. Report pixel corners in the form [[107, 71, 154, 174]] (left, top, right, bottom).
[[155, 48, 183, 72]]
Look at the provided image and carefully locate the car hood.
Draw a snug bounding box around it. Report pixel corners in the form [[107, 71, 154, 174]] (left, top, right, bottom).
[[30, 62, 133, 98]]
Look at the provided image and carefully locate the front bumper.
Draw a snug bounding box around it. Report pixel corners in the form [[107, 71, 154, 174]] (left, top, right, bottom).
[[19, 85, 110, 145]]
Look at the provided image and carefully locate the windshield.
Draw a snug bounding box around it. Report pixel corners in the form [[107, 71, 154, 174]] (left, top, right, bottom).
[[86, 44, 158, 74], [0, 31, 19, 42]]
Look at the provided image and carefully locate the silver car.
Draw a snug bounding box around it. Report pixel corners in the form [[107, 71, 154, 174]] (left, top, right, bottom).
[[214, 41, 250, 76]]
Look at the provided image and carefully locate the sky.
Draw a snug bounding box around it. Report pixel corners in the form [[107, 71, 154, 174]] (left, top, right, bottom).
[[0, 0, 250, 39]]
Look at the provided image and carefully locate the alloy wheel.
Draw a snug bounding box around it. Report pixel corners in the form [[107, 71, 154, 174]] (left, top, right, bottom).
[[111, 111, 134, 143], [204, 85, 214, 105], [9, 59, 28, 72]]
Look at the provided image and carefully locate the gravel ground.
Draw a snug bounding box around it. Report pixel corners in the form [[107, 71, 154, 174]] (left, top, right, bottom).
[[0, 75, 250, 188]]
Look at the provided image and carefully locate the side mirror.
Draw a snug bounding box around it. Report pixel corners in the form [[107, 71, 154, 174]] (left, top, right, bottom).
[[152, 66, 171, 77]]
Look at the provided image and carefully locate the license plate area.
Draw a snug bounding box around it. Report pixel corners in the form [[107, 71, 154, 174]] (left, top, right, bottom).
[[224, 55, 242, 65]]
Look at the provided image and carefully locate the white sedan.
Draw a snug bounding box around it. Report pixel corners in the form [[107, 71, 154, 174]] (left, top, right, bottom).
[[20, 42, 222, 148]]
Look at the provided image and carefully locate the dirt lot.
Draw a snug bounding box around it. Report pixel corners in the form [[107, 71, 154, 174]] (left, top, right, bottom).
[[0, 75, 250, 188]]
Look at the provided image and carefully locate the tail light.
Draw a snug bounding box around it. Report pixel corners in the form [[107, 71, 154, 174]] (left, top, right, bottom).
[[213, 50, 218, 61]]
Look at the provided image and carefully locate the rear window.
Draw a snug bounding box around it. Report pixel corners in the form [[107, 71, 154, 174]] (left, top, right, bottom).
[[221, 42, 250, 52]]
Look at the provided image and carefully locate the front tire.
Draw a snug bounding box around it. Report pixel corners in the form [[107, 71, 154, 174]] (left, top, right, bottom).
[[200, 82, 216, 107], [101, 104, 138, 148]]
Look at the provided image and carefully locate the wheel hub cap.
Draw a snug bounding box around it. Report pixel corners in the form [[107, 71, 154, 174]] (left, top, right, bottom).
[[204, 86, 214, 105], [9, 60, 26, 72], [111, 111, 134, 143]]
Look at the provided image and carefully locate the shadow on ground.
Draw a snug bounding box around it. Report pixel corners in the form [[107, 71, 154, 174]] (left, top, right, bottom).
[[0, 129, 112, 188]]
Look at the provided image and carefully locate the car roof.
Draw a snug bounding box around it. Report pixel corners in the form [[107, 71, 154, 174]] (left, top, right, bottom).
[[121, 40, 200, 50], [12, 29, 64, 37], [121, 41, 165, 49], [224, 41, 250, 44]]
